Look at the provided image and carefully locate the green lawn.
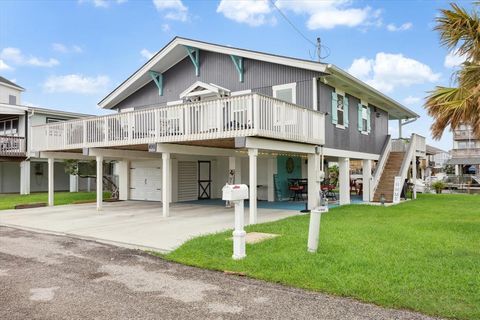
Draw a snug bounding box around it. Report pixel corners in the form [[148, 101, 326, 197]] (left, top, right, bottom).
[[165, 194, 480, 320], [0, 192, 110, 210]]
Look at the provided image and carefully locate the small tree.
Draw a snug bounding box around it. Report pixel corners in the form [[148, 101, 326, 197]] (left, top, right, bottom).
[[328, 165, 339, 186], [432, 181, 446, 194]]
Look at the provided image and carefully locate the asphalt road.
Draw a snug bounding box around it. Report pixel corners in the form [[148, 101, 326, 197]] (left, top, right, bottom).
[[0, 227, 439, 320]]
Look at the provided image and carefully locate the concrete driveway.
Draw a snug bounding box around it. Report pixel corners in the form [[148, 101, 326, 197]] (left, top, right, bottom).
[[0, 227, 439, 320], [0, 201, 297, 252]]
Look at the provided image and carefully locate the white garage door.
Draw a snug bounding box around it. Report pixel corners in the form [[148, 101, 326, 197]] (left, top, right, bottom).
[[130, 161, 162, 201], [177, 161, 197, 201]]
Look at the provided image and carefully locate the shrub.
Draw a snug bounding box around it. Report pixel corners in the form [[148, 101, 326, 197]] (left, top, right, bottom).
[[431, 180, 446, 194]]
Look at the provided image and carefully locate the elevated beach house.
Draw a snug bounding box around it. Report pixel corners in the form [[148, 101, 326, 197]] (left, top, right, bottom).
[[30, 37, 426, 222]]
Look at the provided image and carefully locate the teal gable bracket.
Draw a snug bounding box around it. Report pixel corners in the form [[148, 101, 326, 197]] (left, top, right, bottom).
[[149, 71, 163, 96], [184, 46, 200, 76], [230, 55, 244, 82]]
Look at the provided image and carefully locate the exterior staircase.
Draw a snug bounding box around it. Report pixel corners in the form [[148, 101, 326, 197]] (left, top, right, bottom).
[[373, 152, 405, 202]]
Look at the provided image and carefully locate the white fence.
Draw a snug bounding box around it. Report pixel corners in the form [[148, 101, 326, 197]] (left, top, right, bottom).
[[31, 93, 325, 152]]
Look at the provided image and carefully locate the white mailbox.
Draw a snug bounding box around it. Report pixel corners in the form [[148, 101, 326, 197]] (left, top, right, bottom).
[[222, 184, 249, 201]]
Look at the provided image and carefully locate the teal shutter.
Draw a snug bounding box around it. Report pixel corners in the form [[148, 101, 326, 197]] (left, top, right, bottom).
[[331, 92, 338, 125], [367, 106, 371, 133], [357, 103, 363, 131], [344, 96, 349, 127]]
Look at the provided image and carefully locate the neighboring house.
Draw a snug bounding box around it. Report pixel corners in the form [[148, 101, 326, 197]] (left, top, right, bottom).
[[30, 37, 426, 219], [0, 76, 91, 194], [447, 124, 480, 175], [424, 145, 450, 178]]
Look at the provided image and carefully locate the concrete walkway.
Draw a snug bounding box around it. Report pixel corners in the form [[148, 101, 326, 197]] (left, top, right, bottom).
[[0, 201, 297, 252], [0, 227, 440, 320]]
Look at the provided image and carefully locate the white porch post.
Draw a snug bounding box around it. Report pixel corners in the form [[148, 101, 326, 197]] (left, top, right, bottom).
[[162, 152, 171, 218], [455, 165, 460, 176], [362, 159, 372, 202], [20, 160, 30, 195], [228, 156, 242, 184], [398, 119, 402, 138], [267, 157, 277, 202], [338, 157, 351, 205], [248, 148, 258, 224], [96, 155, 103, 211], [48, 158, 54, 206], [69, 175, 79, 193], [308, 153, 321, 210], [412, 156, 417, 199], [118, 160, 129, 201]]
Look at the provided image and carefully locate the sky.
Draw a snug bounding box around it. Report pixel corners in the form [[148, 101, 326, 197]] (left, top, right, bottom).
[[0, 0, 474, 151]]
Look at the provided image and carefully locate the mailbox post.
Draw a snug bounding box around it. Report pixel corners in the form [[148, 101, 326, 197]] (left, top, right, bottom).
[[222, 184, 249, 260]]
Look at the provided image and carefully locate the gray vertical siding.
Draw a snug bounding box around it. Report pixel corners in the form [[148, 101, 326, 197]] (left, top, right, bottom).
[[318, 81, 388, 155], [115, 50, 320, 110]]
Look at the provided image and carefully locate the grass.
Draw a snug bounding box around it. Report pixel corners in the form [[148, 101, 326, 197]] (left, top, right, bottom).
[[165, 194, 480, 320], [0, 192, 111, 210]]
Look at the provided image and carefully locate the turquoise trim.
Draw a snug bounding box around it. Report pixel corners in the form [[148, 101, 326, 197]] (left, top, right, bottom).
[[367, 106, 371, 133], [357, 103, 363, 131], [149, 71, 163, 96], [184, 45, 200, 76], [230, 55, 244, 82], [331, 92, 338, 125]]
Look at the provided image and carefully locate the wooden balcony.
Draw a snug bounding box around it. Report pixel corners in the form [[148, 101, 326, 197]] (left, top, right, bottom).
[[30, 93, 325, 152], [0, 136, 26, 157], [451, 148, 480, 158]]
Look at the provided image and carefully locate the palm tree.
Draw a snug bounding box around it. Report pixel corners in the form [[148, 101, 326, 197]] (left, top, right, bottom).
[[425, 3, 480, 139]]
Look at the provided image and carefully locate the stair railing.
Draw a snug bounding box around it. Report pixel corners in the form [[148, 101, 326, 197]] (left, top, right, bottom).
[[394, 133, 417, 202], [370, 135, 392, 201]]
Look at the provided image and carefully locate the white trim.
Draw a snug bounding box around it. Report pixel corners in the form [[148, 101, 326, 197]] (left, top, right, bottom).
[[335, 124, 346, 130], [0, 82, 24, 92], [322, 147, 379, 160], [155, 143, 238, 157], [166, 100, 183, 106], [244, 137, 316, 154], [272, 82, 296, 104], [231, 89, 252, 96], [312, 77, 318, 111], [179, 81, 230, 99], [120, 107, 134, 113]]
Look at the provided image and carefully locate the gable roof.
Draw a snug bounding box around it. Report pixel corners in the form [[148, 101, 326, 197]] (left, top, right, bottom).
[[0, 76, 24, 91], [0, 103, 91, 118], [98, 37, 418, 120]]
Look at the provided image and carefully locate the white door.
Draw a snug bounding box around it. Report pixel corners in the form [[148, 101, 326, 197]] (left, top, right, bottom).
[[130, 160, 162, 201], [177, 161, 197, 201]]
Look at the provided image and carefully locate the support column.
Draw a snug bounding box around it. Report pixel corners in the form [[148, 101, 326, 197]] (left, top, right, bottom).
[[248, 148, 258, 224], [96, 155, 103, 211], [412, 156, 417, 199], [398, 119, 402, 138], [118, 160, 129, 201], [162, 152, 171, 218], [267, 157, 277, 202], [48, 158, 54, 206], [455, 165, 459, 176], [338, 157, 351, 205], [362, 159, 372, 202], [69, 175, 79, 193], [20, 160, 30, 195], [308, 153, 321, 210]]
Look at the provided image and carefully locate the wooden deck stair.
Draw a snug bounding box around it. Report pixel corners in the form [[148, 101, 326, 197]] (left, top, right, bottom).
[[373, 152, 405, 202]]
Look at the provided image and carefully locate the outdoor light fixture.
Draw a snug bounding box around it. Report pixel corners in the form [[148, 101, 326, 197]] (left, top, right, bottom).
[[380, 193, 386, 206]]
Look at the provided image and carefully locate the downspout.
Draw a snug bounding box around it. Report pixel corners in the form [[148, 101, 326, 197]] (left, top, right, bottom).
[[26, 108, 35, 159]]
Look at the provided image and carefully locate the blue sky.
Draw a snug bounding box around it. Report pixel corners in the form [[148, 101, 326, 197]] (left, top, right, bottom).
[[0, 0, 473, 150]]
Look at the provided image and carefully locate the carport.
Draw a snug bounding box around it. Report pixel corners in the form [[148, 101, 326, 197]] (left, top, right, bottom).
[[0, 201, 298, 252]]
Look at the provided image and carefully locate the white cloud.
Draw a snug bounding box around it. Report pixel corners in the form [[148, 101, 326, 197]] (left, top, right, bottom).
[[0, 47, 59, 68], [140, 48, 155, 60], [444, 49, 467, 68], [153, 0, 189, 22], [217, 0, 381, 30], [277, 0, 381, 30], [386, 22, 412, 32], [0, 59, 13, 71], [217, 0, 275, 27], [348, 52, 440, 93], [52, 43, 83, 53], [43, 74, 110, 94], [403, 96, 421, 106], [161, 23, 171, 32], [78, 0, 126, 8]]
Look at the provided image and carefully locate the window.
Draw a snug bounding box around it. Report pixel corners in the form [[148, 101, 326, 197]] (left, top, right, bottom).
[[458, 141, 475, 149], [357, 103, 371, 134], [273, 83, 296, 104], [0, 118, 19, 136], [8, 95, 16, 105], [331, 91, 349, 128]]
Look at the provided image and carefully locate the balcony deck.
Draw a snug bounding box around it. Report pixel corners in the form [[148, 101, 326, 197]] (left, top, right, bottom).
[[31, 93, 325, 152], [0, 136, 26, 158]]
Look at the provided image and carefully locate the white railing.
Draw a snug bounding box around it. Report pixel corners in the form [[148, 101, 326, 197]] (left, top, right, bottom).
[[31, 93, 325, 152], [392, 134, 426, 156], [0, 136, 26, 157], [370, 135, 391, 201]]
